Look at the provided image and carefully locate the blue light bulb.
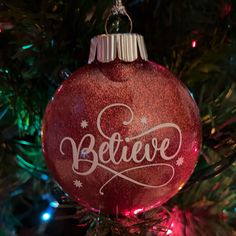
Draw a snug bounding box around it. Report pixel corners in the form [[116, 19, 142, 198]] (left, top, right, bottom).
[[41, 212, 51, 221]]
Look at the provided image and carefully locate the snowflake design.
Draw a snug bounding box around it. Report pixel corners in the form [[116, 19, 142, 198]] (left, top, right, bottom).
[[73, 180, 83, 188], [80, 120, 88, 129], [176, 157, 184, 166], [140, 116, 148, 125]]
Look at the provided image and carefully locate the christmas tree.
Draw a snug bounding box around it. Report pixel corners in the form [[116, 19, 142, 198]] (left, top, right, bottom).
[[0, 0, 236, 235]]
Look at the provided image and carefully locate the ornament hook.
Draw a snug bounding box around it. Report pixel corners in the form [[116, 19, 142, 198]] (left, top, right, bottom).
[[105, 0, 133, 34]]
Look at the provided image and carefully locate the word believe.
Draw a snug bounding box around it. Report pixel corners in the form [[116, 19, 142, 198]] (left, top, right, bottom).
[[60, 103, 182, 195]]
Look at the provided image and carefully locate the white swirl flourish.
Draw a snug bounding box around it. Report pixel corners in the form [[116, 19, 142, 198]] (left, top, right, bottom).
[[59, 103, 183, 195]]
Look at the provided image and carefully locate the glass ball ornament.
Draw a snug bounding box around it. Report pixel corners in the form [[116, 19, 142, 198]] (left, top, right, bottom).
[[42, 33, 201, 216]]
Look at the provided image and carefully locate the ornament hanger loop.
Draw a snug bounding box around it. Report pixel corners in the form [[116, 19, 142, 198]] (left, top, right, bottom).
[[105, 0, 133, 34]]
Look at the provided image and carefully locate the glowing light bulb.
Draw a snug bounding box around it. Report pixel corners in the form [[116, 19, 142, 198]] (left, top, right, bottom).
[[22, 44, 33, 50], [192, 40, 197, 48], [41, 212, 51, 221], [41, 174, 49, 181], [133, 208, 144, 215], [50, 201, 59, 208]]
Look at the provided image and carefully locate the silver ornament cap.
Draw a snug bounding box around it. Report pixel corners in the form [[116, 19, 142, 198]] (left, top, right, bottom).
[[88, 33, 148, 64], [88, 0, 148, 64]]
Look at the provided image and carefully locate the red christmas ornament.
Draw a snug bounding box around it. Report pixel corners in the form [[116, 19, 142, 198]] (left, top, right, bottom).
[[42, 34, 201, 215], [42, 3, 201, 216], [220, 3, 232, 18]]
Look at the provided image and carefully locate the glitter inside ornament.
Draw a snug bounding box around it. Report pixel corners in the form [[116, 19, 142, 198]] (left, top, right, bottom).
[[42, 34, 201, 215]]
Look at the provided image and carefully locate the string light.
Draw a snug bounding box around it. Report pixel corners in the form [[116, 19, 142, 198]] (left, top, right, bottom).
[[22, 44, 33, 50], [133, 208, 144, 215], [41, 212, 52, 222], [41, 173, 49, 181], [192, 40, 197, 48], [49, 201, 59, 208]]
